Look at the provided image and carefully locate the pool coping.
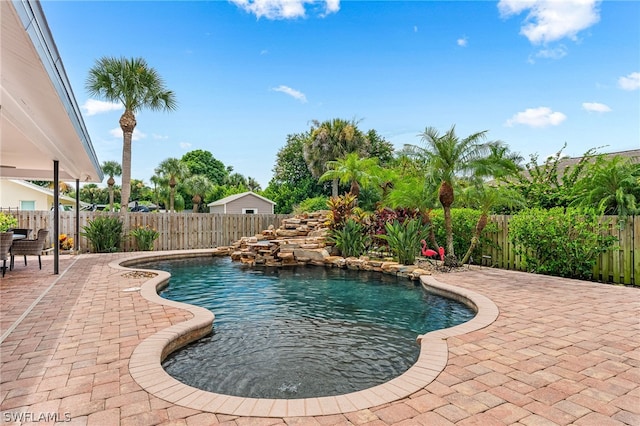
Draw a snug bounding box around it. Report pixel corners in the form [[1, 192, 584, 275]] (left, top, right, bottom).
[[113, 250, 499, 417]]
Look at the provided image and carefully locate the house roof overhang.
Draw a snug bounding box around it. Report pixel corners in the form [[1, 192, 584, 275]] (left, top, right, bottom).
[[1, 0, 103, 183]]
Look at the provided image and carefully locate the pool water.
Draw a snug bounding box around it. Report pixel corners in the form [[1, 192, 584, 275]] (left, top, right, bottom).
[[142, 257, 474, 399]]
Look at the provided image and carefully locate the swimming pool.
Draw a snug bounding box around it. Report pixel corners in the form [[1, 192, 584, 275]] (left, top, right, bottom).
[[139, 256, 474, 399]]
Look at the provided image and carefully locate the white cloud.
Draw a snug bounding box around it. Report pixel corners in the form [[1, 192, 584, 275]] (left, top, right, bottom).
[[582, 102, 611, 113], [109, 127, 146, 141], [618, 72, 640, 91], [272, 85, 308, 103], [82, 99, 123, 116], [152, 133, 169, 140], [457, 37, 468, 47], [535, 45, 568, 60], [179, 142, 192, 149], [505, 107, 567, 127], [230, 0, 339, 19], [498, 0, 601, 44]]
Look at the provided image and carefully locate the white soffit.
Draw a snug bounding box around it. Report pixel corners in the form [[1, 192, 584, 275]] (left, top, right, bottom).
[[0, 0, 103, 182]]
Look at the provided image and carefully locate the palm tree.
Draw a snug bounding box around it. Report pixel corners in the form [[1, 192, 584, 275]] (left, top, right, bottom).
[[150, 174, 165, 210], [319, 153, 381, 198], [86, 57, 177, 212], [155, 158, 189, 212], [183, 175, 213, 213], [101, 161, 122, 212], [572, 155, 640, 218], [247, 177, 261, 192], [303, 118, 366, 196], [405, 125, 492, 265], [457, 184, 524, 265]]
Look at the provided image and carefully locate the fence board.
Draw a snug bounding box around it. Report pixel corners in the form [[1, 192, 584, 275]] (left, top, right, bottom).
[[4, 211, 291, 253]]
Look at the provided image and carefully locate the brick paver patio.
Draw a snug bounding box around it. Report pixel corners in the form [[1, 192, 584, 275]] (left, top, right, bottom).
[[1, 252, 638, 425]]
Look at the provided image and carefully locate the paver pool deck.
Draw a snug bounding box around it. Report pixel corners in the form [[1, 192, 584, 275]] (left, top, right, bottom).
[[1, 250, 639, 426]]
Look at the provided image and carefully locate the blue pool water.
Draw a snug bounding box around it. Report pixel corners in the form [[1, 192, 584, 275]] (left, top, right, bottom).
[[140, 256, 474, 398]]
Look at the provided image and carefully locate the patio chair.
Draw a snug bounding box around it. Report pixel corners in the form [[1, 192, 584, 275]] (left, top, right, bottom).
[[0, 231, 13, 277], [10, 229, 49, 270]]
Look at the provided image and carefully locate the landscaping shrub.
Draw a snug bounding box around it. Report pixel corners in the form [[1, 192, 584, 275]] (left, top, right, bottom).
[[81, 215, 123, 253], [328, 218, 370, 258], [0, 212, 18, 232], [509, 207, 617, 279], [293, 196, 329, 214], [129, 225, 159, 251], [378, 219, 429, 265]]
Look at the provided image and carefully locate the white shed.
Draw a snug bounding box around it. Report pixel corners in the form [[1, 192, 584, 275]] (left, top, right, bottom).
[[207, 191, 275, 214]]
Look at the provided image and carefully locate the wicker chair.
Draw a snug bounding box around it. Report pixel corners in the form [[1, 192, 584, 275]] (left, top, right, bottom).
[[1, 232, 13, 277], [10, 229, 49, 270]]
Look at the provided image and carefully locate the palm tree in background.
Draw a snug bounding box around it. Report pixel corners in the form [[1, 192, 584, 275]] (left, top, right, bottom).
[[184, 175, 213, 213], [572, 155, 640, 218], [303, 118, 366, 196], [150, 174, 165, 210], [86, 57, 177, 212], [155, 158, 189, 212], [319, 153, 380, 198], [101, 160, 122, 211], [247, 177, 261, 192], [405, 125, 493, 265]]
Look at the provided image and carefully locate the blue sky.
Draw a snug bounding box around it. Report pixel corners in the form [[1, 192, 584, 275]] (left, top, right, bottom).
[[42, 0, 639, 189]]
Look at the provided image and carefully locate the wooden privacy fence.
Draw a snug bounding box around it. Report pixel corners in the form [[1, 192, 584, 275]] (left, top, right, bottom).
[[7, 211, 292, 252], [481, 215, 639, 286]]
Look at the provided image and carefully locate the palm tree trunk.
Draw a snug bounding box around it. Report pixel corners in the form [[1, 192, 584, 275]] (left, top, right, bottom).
[[332, 178, 339, 197], [119, 110, 136, 212], [108, 186, 114, 212], [439, 181, 457, 265], [443, 205, 455, 262], [460, 213, 488, 265]]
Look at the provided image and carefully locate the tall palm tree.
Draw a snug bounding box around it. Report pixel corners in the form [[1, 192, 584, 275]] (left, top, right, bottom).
[[303, 118, 366, 196], [155, 158, 189, 212], [101, 160, 122, 212], [183, 175, 213, 213], [319, 153, 381, 198], [86, 57, 177, 212], [406, 125, 492, 265]]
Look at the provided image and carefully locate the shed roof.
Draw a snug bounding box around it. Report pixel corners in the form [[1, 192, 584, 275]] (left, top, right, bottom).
[[207, 191, 276, 207]]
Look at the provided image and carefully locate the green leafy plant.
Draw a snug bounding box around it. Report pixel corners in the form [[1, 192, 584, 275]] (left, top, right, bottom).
[[328, 218, 370, 258], [293, 196, 329, 215], [379, 219, 429, 265], [81, 216, 123, 253], [509, 207, 617, 279], [0, 212, 18, 233], [129, 225, 159, 251]]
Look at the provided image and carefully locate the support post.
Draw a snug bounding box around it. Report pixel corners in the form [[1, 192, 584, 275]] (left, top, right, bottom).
[[75, 179, 80, 252], [53, 160, 59, 275]]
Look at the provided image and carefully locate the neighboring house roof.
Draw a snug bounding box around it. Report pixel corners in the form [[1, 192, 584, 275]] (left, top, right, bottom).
[[7, 180, 89, 207], [521, 148, 640, 181], [207, 191, 276, 207]]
